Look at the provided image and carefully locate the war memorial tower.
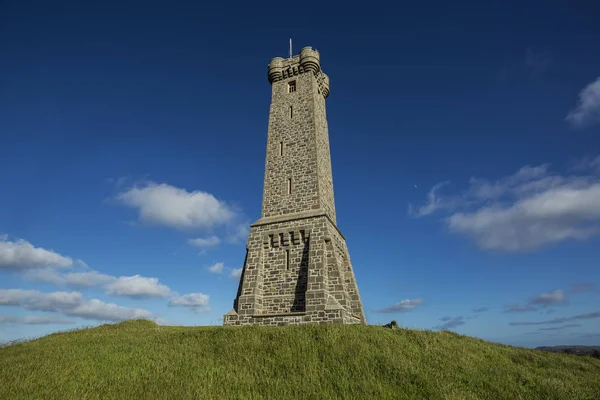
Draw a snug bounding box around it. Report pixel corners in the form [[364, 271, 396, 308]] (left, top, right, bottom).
[[223, 46, 366, 326]]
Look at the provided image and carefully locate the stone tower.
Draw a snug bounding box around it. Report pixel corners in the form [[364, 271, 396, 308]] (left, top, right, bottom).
[[223, 46, 366, 326]]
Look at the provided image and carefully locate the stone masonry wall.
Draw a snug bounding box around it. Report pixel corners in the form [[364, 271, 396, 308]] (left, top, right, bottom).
[[224, 214, 363, 326], [314, 83, 337, 224], [261, 72, 320, 219], [260, 56, 335, 221], [329, 224, 366, 323]]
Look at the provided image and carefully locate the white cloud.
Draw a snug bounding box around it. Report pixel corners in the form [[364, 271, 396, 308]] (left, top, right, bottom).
[[375, 298, 423, 313], [0, 289, 153, 322], [104, 275, 171, 299], [64, 271, 117, 288], [0, 315, 74, 325], [207, 262, 224, 274], [25, 269, 171, 299], [116, 182, 235, 230], [412, 159, 600, 251], [67, 298, 152, 321], [448, 183, 600, 251], [566, 77, 600, 128], [230, 267, 243, 279], [168, 293, 210, 313], [25, 269, 116, 288], [0, 237, 72, 270], [168, 293, 209, 307], [188, 236, 221, 249]]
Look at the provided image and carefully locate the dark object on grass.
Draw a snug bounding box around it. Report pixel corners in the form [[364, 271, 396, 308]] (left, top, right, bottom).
[[383, 320, 399, 329]]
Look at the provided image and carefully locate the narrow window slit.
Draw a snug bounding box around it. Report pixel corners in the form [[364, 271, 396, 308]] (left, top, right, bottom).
[[279, 141, 284, 156], [285, 249, 290, 270], [287, 178, 292, 194]]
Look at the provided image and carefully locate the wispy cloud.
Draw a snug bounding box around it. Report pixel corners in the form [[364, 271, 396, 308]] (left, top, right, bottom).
[[496, 48, 551, 82], [408, 181, 452, 217], [529, 289, 567, 307], [568, 155, 600, 174], [0, 236, 73, 270], [509, 311, 600, 326], [580, 332, 600, 338], [26, 269, 172, 299], [434, 316, 466, 330], [410, 159, 600, 251], [568, 282, 597, 294], [566, 77, 600, 128], [230, 267, 243, 279], [524, 48, 552, 78], [538, 324, 581, 331], [0, 289, 154, 322], [503, 303, 538, 313], [207, 262, 224, 274], [0, 315, 75, 325], [374, 298, 423, 313], [472, 307, 490, 313], [503, 289, 568, 314], [168, 293, 210, 313], [226, 223, 250, 244], [188, 236, 221, 249], [25, 269, 115, 288]]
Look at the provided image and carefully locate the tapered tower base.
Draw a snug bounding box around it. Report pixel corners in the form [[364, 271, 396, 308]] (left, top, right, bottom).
[[224, 211, 365, 326]]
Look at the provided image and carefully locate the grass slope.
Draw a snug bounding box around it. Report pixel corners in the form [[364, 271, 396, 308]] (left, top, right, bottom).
[[1, 320, 599, 400]]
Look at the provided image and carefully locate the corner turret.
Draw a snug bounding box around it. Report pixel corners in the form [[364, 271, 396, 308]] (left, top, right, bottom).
[[299, 46, 321, 74]]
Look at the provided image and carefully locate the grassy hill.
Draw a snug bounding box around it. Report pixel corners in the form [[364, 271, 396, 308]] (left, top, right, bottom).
[[1, 320, 599, 400]]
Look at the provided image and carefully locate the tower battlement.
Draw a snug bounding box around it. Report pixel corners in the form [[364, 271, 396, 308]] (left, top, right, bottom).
[[268, 47, 330, 98], [223, 46, 365, 327]]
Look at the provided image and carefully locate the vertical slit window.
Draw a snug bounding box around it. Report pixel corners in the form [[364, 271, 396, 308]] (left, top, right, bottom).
[[287, 178, 292, 194], [285, 249, 290, 270], [290, 105, 293, 118], [279, 141, 284, 156]]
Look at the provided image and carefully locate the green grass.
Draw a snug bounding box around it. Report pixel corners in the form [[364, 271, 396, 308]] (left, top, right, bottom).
[[1, 320, 599, 399]]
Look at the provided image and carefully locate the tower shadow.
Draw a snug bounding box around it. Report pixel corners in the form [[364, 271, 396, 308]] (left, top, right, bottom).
[[233, 248, 248, 312], [292, 240, 309, 312]]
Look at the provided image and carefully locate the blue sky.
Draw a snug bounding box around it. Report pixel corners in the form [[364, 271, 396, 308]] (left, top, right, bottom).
[[1, 1, 600, 348]]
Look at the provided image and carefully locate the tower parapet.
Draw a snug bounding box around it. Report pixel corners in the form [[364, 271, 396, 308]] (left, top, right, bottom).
[[267, 46, 329, 98]]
